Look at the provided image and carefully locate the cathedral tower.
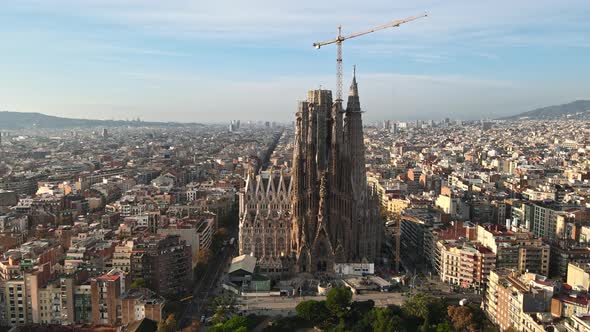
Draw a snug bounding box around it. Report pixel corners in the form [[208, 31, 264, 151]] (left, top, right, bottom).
[[290, 70, 382, 273]]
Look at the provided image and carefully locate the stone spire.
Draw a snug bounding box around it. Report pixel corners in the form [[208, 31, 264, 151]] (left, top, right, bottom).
[[345, 67, 368, 260], [346, 66, 361, 112], [349, 65, 358, 97]]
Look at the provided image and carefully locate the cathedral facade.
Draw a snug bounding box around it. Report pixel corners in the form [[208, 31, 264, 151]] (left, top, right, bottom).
[[238, 72, 382, 274], [290, 73, 382, 273], [238, 170, 292, 273]]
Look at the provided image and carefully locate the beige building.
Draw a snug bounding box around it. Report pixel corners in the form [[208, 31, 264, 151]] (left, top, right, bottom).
[[437, 240, 496, 289], [565, 314, 590, 331], [568, 262, 590, 291], [2, 279, 29, 326], [484, 269, 553, 331], [111, 240, 134, 273], [37, 282, 61, 324], [158, 216, 216, 268], [477, 225, 550, 276], [34, 276, 92, 325], [367, 176, 410, 215]]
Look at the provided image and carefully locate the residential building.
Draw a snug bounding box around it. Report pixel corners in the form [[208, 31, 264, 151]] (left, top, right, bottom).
[[121, 288, 165, 326]]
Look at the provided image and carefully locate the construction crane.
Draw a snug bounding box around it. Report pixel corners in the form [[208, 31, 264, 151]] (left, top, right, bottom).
[[313, 13, 427, 102]]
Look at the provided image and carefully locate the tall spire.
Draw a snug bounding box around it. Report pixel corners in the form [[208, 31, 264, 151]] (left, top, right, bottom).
[[350, 65, 358, 97], [346, 66, 361, 112]]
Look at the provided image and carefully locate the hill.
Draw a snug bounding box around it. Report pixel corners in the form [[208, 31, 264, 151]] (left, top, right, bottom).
[[501, 100, 590, 120], [0, 111, 202, 129]]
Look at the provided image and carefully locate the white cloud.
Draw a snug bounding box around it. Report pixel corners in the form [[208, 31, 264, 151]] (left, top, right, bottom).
[[13, 0, 589, 45], [2, 0, 589, 122]]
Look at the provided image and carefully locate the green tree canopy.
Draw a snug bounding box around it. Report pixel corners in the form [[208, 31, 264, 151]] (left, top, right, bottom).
[[326, 287, 353, 318], [436, 322, 454, 332], [130, 278, 146, 289], [369, 307, 404, 332], [209, 316, 249, 332], [295, 300, 330, 324], [402, 293, 446, 324]]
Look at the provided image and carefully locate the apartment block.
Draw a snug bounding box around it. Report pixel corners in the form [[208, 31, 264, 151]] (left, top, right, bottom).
[[485, 269, 553, 331], [477, 225, 550, 276], [437, 240, 496, 289]]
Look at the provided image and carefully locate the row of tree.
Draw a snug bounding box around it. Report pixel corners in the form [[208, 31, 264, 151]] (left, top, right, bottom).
[[264, 288, 494, 332]]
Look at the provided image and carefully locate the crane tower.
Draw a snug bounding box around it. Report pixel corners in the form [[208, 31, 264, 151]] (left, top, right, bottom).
[[313, 13, 427, 102]]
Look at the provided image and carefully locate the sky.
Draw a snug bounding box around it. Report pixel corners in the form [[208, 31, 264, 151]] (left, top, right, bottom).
[[1, 0, 589, 123]]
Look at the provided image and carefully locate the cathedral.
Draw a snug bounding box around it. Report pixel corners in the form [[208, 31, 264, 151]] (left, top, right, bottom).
[[238, 170, 292, 273], [239, 71, 382, 274]]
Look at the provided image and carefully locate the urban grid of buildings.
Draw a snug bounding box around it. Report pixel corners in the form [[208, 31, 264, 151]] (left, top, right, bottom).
[[3, 89, 590, 331]]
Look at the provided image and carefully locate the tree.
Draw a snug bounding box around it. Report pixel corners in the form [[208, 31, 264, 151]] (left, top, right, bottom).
[[211, 312, 226, 325], [197, 248, 213, 264], [467, 303, 486, 330], [130, 278, 146, 289], [402, 293, 446, 324], [368, 307, 404, 332], [209, 316, 249, 332], [157, 314, 177, 332], [347, 299, 376, 330], [295, 300, 330, 324], [326, 287, 352, 318], [436, 322, 453, 332], [448, 305, 478, 332], [263, 317, 312, 332], [210, 294, 238, 323], [350, 299, 375, 318], [222, 316, 248, 331]]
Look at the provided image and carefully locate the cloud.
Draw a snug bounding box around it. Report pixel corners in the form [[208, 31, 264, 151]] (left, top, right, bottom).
[[1, 0, 589, 122], [12, 0, 588, 45]]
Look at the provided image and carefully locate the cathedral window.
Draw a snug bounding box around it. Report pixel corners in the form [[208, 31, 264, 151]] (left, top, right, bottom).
[[266, 237, 274, 257], [278, 237, 285, 254], [254, 238, 263, 258]]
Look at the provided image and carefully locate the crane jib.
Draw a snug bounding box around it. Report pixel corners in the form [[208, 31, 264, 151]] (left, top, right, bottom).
[[312, 13, 427, 103]]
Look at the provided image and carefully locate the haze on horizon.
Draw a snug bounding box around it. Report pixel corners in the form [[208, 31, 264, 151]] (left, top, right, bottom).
[[1, 0, 589, 123]]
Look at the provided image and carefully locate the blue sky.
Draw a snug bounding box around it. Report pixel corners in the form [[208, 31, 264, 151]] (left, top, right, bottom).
[[1, 0, 589, 123]]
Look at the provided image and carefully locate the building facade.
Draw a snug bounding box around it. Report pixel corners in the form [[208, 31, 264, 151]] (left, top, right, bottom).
[[477, 225, 550, 276], [290, 73, 382, 273], [238, 72, 382, 274], [130, 235, 191, 297], [437, 240, 496, 289], [484, 270, 553, 331], [238, 171, 292, 273]]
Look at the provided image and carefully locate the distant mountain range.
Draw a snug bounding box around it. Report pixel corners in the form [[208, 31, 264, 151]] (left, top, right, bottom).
[[500, 100, 590, 120], [0, 111, 202, 129]]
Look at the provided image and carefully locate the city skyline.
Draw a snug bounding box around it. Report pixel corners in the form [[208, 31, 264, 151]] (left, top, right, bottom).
[[1, 0, 589, 123]]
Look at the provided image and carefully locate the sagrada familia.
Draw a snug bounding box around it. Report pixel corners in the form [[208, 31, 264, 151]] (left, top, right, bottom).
[[239, 72, 382, 274]]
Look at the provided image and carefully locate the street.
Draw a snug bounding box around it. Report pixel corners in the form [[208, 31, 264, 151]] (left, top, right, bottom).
[[238, 289, 481, 317], [178, 241, 237, 328]]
